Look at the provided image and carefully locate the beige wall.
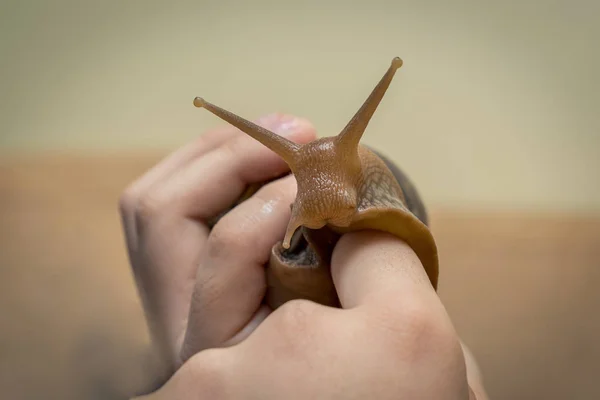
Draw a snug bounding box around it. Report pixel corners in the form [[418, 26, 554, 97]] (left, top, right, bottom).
[[2, 0, 599, 212]]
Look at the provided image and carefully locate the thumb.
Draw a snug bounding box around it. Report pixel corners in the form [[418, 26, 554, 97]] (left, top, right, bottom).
[[330, 230, 435, 309]]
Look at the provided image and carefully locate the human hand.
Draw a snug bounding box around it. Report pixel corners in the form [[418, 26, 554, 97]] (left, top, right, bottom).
[[119, 113, 317, 369], [120, 114, 488, 399]]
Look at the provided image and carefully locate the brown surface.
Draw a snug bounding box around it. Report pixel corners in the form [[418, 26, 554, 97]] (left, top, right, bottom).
[[1, 154, 599, 399]]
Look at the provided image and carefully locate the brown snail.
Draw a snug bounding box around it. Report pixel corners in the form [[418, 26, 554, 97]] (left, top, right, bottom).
[[195, 56, 439, 309]]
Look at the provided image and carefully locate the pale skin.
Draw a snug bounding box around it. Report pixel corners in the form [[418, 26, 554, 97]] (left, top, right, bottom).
[[120, 114, 489, 399]]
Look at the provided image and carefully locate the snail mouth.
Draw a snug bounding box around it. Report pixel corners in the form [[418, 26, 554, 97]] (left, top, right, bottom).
[[284, 228, 305, 255], [276, 229, 317, 267], [275, 225, 342, 267]]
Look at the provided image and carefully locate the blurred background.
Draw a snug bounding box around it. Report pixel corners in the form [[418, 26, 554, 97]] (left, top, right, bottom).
[[1, 0, 599, 399]]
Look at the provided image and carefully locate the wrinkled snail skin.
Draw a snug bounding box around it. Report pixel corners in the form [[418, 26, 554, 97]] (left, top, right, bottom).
[[196, 57, 439, 309]]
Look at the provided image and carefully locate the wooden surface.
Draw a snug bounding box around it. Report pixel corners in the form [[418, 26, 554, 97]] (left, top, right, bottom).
[[1, 154, 599, 399]]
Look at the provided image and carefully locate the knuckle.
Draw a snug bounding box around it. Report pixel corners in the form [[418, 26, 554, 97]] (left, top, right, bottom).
[[219, 136, 243, 161], [135, 190, 167, 220], [278, 298, 316, 320], [266, 300, 328, 357], [402, 299, 444, 336], [119, 181, 170, 222], [373, 296, 460, 361], [273, 299, 317, 339], [206, 218, 252, 258], [118, 184, 140, 215], [178, 349, 228, 398]]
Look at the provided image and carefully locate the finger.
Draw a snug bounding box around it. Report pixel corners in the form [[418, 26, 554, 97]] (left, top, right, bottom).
[[135, 115, 316, 225], [130, 116, 315, 364], [124, 113, 292, 201], [119, 113, 294, 252], [331, 230, 436, 309], [332, 232, 466, 394], [179, 175, 298, 363]]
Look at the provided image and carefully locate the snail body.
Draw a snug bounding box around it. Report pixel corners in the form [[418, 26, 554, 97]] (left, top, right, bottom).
[[196, 57, 438, 309]]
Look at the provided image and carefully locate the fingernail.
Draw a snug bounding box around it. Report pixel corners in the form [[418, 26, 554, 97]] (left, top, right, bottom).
[[257, 114, 307, 136]]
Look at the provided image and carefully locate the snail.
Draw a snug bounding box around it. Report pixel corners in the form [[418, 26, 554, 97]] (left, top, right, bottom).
[[194, 56, 439, 309]]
